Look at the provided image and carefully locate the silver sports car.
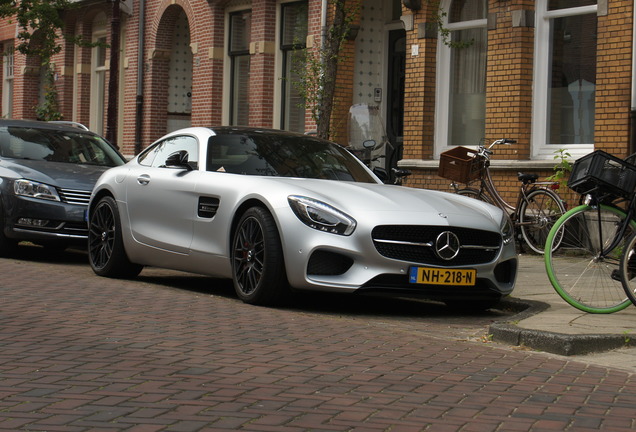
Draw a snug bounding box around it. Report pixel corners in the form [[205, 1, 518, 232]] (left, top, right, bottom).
[[88, 127, 517, 309]]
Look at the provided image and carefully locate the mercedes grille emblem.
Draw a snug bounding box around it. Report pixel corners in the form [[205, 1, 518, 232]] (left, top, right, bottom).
[[435, 231, 461, 260]]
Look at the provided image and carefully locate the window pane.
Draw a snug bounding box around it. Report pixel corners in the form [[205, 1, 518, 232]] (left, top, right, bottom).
[[230, 11, 251, 53], [449, 0, 486, 23], [232, 55, 250, 126], [547, 13, 596, 145], [449, 28, 487, 146], [96, 37, 107, 68], [549, 0, 596, 11], [282, 2, 307, 47], [281, 1, 308, 132], [283, 51, 305, 133]]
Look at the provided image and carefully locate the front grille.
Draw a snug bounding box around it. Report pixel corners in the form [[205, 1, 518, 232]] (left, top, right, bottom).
[[372, 225, 501, 266], [58, 188, 91, 206]]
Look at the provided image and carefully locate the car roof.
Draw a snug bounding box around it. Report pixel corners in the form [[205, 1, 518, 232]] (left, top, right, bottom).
[[0, 119, 96, 134], [208, 126, 317, 139]]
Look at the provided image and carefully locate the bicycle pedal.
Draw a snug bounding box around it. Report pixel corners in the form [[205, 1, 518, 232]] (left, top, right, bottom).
[[611, 269, 622, 282]]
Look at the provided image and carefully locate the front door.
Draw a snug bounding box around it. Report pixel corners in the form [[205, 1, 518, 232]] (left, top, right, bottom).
[[386, 29, 406, 178]]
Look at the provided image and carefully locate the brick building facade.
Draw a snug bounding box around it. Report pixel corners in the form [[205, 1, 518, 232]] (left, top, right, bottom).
[[0, 0, 633, 204]]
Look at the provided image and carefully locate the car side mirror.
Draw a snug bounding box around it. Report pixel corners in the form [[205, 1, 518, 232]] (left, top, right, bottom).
[[165, 150, 193, 171], [373, 167, 388, 183]]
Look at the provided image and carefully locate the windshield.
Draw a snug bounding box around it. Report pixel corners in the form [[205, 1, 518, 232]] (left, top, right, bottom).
[[206, 132, 377, 183], [0, 126, 125, 167]]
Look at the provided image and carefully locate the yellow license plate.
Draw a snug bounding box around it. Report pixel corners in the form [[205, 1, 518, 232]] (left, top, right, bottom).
[[409, 267, 476, 286]]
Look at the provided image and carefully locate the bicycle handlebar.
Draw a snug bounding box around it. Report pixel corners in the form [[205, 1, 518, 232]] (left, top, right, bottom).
[[479, 138, 517, 158]]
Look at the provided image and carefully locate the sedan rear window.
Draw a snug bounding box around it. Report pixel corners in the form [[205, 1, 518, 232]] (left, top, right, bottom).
[[0, 126, 124, 167]]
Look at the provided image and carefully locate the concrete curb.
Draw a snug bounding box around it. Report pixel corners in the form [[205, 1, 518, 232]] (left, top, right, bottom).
[[490, 298, 633, 356]]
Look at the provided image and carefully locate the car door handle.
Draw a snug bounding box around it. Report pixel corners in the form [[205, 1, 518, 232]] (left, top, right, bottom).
[[137, 174, 151, 185]]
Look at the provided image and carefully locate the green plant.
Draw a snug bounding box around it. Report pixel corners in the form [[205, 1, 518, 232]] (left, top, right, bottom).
[[547, 148, 573, 188], [34, 62, 62, 121], [0, 0, 98, 120], [290, 0, 359, 139]]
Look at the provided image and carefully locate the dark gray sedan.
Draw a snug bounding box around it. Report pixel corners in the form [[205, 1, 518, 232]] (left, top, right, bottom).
[[0, 119, 126, 253]]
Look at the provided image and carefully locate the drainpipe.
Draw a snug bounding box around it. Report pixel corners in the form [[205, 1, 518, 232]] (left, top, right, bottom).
[[106, 0, 121, 147], [134, 0, 146, 155], [631, 0, 636, 155]]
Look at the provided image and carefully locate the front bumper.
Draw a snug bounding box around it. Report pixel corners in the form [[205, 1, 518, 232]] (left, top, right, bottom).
[[3, 195, 88, 242], [279, 214, 518, 302]]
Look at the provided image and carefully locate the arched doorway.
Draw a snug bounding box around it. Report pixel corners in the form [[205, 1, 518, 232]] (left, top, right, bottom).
[[166, 9, 193, 132]]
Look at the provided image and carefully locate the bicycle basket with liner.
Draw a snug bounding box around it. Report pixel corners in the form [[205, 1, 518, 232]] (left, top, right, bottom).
[[568, 150, 636, 199], [438, 146, 482, 183]]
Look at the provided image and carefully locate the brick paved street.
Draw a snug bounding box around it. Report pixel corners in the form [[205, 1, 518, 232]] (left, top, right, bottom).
[[1, 246, 636, 431]]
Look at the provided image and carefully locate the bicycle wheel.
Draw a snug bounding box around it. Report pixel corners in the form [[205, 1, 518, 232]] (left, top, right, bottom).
[[544, 204, 634, 313], [456, 188, 493, 204], [619, 231, 636, 306], [519, 188, 566, 254]]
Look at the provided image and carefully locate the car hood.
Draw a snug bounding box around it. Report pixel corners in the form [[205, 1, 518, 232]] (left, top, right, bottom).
[[265, 178, 504, 226], [0, 159, 111, 190]]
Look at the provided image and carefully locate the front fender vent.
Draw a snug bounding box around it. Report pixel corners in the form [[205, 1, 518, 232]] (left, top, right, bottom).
[[198, 197, 220, 218]]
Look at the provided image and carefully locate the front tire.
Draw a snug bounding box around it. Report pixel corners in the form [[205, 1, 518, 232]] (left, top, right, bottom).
[[232, 207, 289, 305], [545, 204, 633, 313], [0, 201, 18, 257], [88, 195, 143, 279], [456, 188, 493, 204]]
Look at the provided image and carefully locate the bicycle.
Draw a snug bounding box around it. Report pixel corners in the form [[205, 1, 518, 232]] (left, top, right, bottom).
[[438, 138, 566, 254], [351, 139, 411, 185], [544, 150, 636, 313]]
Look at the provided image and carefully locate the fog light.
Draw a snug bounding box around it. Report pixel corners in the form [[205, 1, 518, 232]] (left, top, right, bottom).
[[17, 218, 49, 227]]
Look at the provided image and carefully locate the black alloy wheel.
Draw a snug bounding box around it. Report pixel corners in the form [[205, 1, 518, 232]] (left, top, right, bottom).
[[88, 196, 142, 278], [232, 207, 288, 305]]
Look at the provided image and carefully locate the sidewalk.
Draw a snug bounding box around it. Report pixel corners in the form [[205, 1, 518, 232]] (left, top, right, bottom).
[[490, 254, 636, 358]]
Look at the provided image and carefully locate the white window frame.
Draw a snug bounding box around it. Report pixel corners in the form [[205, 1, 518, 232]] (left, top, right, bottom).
[[2, 43, 13, 118], [434, 0, 487, 158], [531, 1, 597, 160], [90, 19, 108, 135]]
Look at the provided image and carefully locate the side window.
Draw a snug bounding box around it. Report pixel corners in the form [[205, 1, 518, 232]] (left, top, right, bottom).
[[138, 135, 199, 169]]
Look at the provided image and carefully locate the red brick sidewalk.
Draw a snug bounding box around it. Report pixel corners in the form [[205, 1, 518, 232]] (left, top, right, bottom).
[[0, 249, 635, 431]]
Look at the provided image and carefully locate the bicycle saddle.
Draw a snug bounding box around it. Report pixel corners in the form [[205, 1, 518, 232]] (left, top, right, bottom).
[[517, 172, 538, 184]]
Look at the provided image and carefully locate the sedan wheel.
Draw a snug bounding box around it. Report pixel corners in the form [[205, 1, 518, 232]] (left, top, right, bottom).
[[232, 207, 288, 305], [88, 196, 143, 278]]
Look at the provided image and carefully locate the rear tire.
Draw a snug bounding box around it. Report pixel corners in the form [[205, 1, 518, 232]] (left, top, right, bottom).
[[88, 195, 143, 279], [232, 207, 289, 305], [519, 188, 565, 254]]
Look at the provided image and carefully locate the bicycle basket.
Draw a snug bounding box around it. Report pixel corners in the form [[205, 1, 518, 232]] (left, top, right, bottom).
[[438, 146, 481, 183], [568, 150, 636, 199]]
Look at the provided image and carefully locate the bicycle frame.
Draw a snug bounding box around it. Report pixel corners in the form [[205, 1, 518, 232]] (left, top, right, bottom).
[[452, 155, 559, 225], [589, 194, 636, 258]]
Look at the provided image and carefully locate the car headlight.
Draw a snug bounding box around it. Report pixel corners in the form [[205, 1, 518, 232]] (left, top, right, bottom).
[[288, 195, 356, 236], [501, 214, 514, 245], [14, 179, 61, 202]]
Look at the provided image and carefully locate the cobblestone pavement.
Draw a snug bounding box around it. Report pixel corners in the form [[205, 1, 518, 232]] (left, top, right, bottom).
[[1, 246, 636, 431]]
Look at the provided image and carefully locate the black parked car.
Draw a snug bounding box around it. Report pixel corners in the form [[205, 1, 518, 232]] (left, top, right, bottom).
[[0, 119, 126, 254]]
